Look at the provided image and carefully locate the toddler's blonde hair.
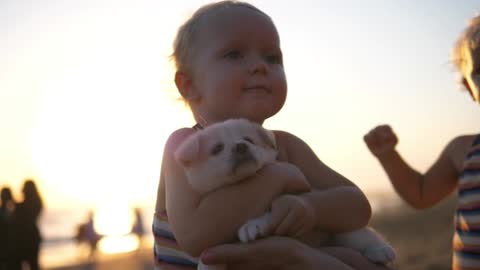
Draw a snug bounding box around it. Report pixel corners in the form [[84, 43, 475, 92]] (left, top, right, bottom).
[[451, 15, 480, 75], [171, 1, 270, 73]]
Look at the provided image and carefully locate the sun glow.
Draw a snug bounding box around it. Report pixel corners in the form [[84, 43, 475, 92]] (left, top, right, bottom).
[[93, 201, 141, 254], [11, 0, 191, 209], [98, 235, 140, 254], [94, 201, 134, 236], [92, 201, 141, 254]]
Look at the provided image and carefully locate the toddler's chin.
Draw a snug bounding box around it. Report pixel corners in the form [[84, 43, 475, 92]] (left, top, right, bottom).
[[243, 108, 277, 123]]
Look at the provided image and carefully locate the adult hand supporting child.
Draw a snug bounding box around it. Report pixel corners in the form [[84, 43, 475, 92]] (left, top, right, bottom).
[[201, 236, 396, 270]]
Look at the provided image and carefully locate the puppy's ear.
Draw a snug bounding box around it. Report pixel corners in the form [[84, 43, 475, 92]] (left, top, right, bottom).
[[174, 134, 202, 168], [256, 125, 276, 149]]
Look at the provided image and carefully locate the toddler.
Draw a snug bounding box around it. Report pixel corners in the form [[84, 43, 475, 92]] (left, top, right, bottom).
[[154, 1, 374, 269]]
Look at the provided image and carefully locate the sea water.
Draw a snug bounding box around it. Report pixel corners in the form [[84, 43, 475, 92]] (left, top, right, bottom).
[[38, 206, 154, 269]]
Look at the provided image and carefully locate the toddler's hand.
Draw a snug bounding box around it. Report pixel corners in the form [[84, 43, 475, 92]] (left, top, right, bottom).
[[269, 194, 316, 238], [364, 125, 398, 158]]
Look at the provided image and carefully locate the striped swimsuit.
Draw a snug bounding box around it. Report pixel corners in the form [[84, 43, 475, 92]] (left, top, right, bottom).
[[152, 211, 198, 269], [153, 124, 204, 269], [454, 135, 480, 270]]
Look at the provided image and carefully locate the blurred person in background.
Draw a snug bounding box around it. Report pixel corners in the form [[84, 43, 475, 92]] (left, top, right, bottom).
[[75, 210, 102, 259], [11, 179, 44, 270], [0, 186, 17, 270], [131, 207, 145, 248]]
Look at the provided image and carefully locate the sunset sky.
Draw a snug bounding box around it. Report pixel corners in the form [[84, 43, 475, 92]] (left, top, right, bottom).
[[1, 0, 479, 211]]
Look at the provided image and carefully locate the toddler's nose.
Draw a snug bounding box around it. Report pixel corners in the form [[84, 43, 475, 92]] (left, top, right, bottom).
[[233, 143, 248, 154], [250, 56, 268, 75]]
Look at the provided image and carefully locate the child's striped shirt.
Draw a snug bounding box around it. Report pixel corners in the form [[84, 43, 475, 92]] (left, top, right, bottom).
[[454, 135, 480, 270]]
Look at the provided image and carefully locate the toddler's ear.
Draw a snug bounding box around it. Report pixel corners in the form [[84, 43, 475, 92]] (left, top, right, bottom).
[[174, 134, 201, 168], [175, 71, 200, 101]]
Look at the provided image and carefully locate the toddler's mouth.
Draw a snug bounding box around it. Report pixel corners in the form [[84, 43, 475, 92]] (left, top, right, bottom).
[[244, 86, 271, 93]]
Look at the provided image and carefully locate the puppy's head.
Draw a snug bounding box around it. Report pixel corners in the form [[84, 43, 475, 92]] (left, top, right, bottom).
[[174, 119, 277, 193]]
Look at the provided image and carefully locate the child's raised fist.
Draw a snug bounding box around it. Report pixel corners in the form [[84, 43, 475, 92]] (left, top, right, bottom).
[[364, 125, 398, 159]]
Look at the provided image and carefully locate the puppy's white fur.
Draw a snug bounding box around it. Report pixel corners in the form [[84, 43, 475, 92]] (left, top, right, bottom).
[[175, 119, 395, 270], [175, 118, 277, 193]]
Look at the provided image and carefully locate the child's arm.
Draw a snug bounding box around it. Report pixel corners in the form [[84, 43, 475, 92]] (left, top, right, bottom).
[[271, 130, 372, 234], [163, 128, 310, 257], [364, 125, 461, 209]]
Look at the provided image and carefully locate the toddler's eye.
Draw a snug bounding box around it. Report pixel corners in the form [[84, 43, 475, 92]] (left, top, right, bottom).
[[224, 50, 242, 60], [210, 143, 224, 156], [243, 137, 254, 144], [265, 54, 282, 65]]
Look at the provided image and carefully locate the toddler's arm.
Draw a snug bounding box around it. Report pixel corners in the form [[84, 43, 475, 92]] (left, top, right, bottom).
[[364, 125, 461, 209], [274, 130, 372, 233], [163, 128, 310, 257]]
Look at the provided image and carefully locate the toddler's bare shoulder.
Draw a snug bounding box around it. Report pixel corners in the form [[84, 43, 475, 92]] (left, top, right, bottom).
[[271, 130, 302, 143], [164, 128, 196, 154], [271, 130, 308, 161]]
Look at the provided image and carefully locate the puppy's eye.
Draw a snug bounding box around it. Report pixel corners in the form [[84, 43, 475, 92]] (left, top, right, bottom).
[[243, 137, 254, 144], [210, 143, 224, 156]]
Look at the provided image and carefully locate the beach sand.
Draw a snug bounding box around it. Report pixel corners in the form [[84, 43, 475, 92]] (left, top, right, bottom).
[[371, 194, 455, 270], [46, 248, 154, 270], [46, 195, 455, 270]]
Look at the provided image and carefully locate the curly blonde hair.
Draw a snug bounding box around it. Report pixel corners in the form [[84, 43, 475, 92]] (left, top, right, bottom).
[[171, 1, 271, 73], [451, 15, 480, 75]]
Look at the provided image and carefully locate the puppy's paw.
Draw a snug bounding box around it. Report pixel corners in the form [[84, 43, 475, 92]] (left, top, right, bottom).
[[238, 213, 271, 243], [364, 244, 396, 264]]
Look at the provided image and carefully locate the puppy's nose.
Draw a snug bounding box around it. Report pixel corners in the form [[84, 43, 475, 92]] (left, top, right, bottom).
[[233, 143, 248, 154]]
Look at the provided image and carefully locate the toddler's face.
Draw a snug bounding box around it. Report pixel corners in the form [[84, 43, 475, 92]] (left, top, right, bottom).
[[463, 47, 480, 103], [190, 6, 287, 124]]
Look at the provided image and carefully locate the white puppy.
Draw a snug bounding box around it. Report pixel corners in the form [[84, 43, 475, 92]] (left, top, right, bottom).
[[175, 118, 278, 193], [174, 119, 395, 270]]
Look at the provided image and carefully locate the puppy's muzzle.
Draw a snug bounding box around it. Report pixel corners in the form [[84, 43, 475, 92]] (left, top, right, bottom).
[[234, 142, 248, 155], [231, 143, 256, 172]]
